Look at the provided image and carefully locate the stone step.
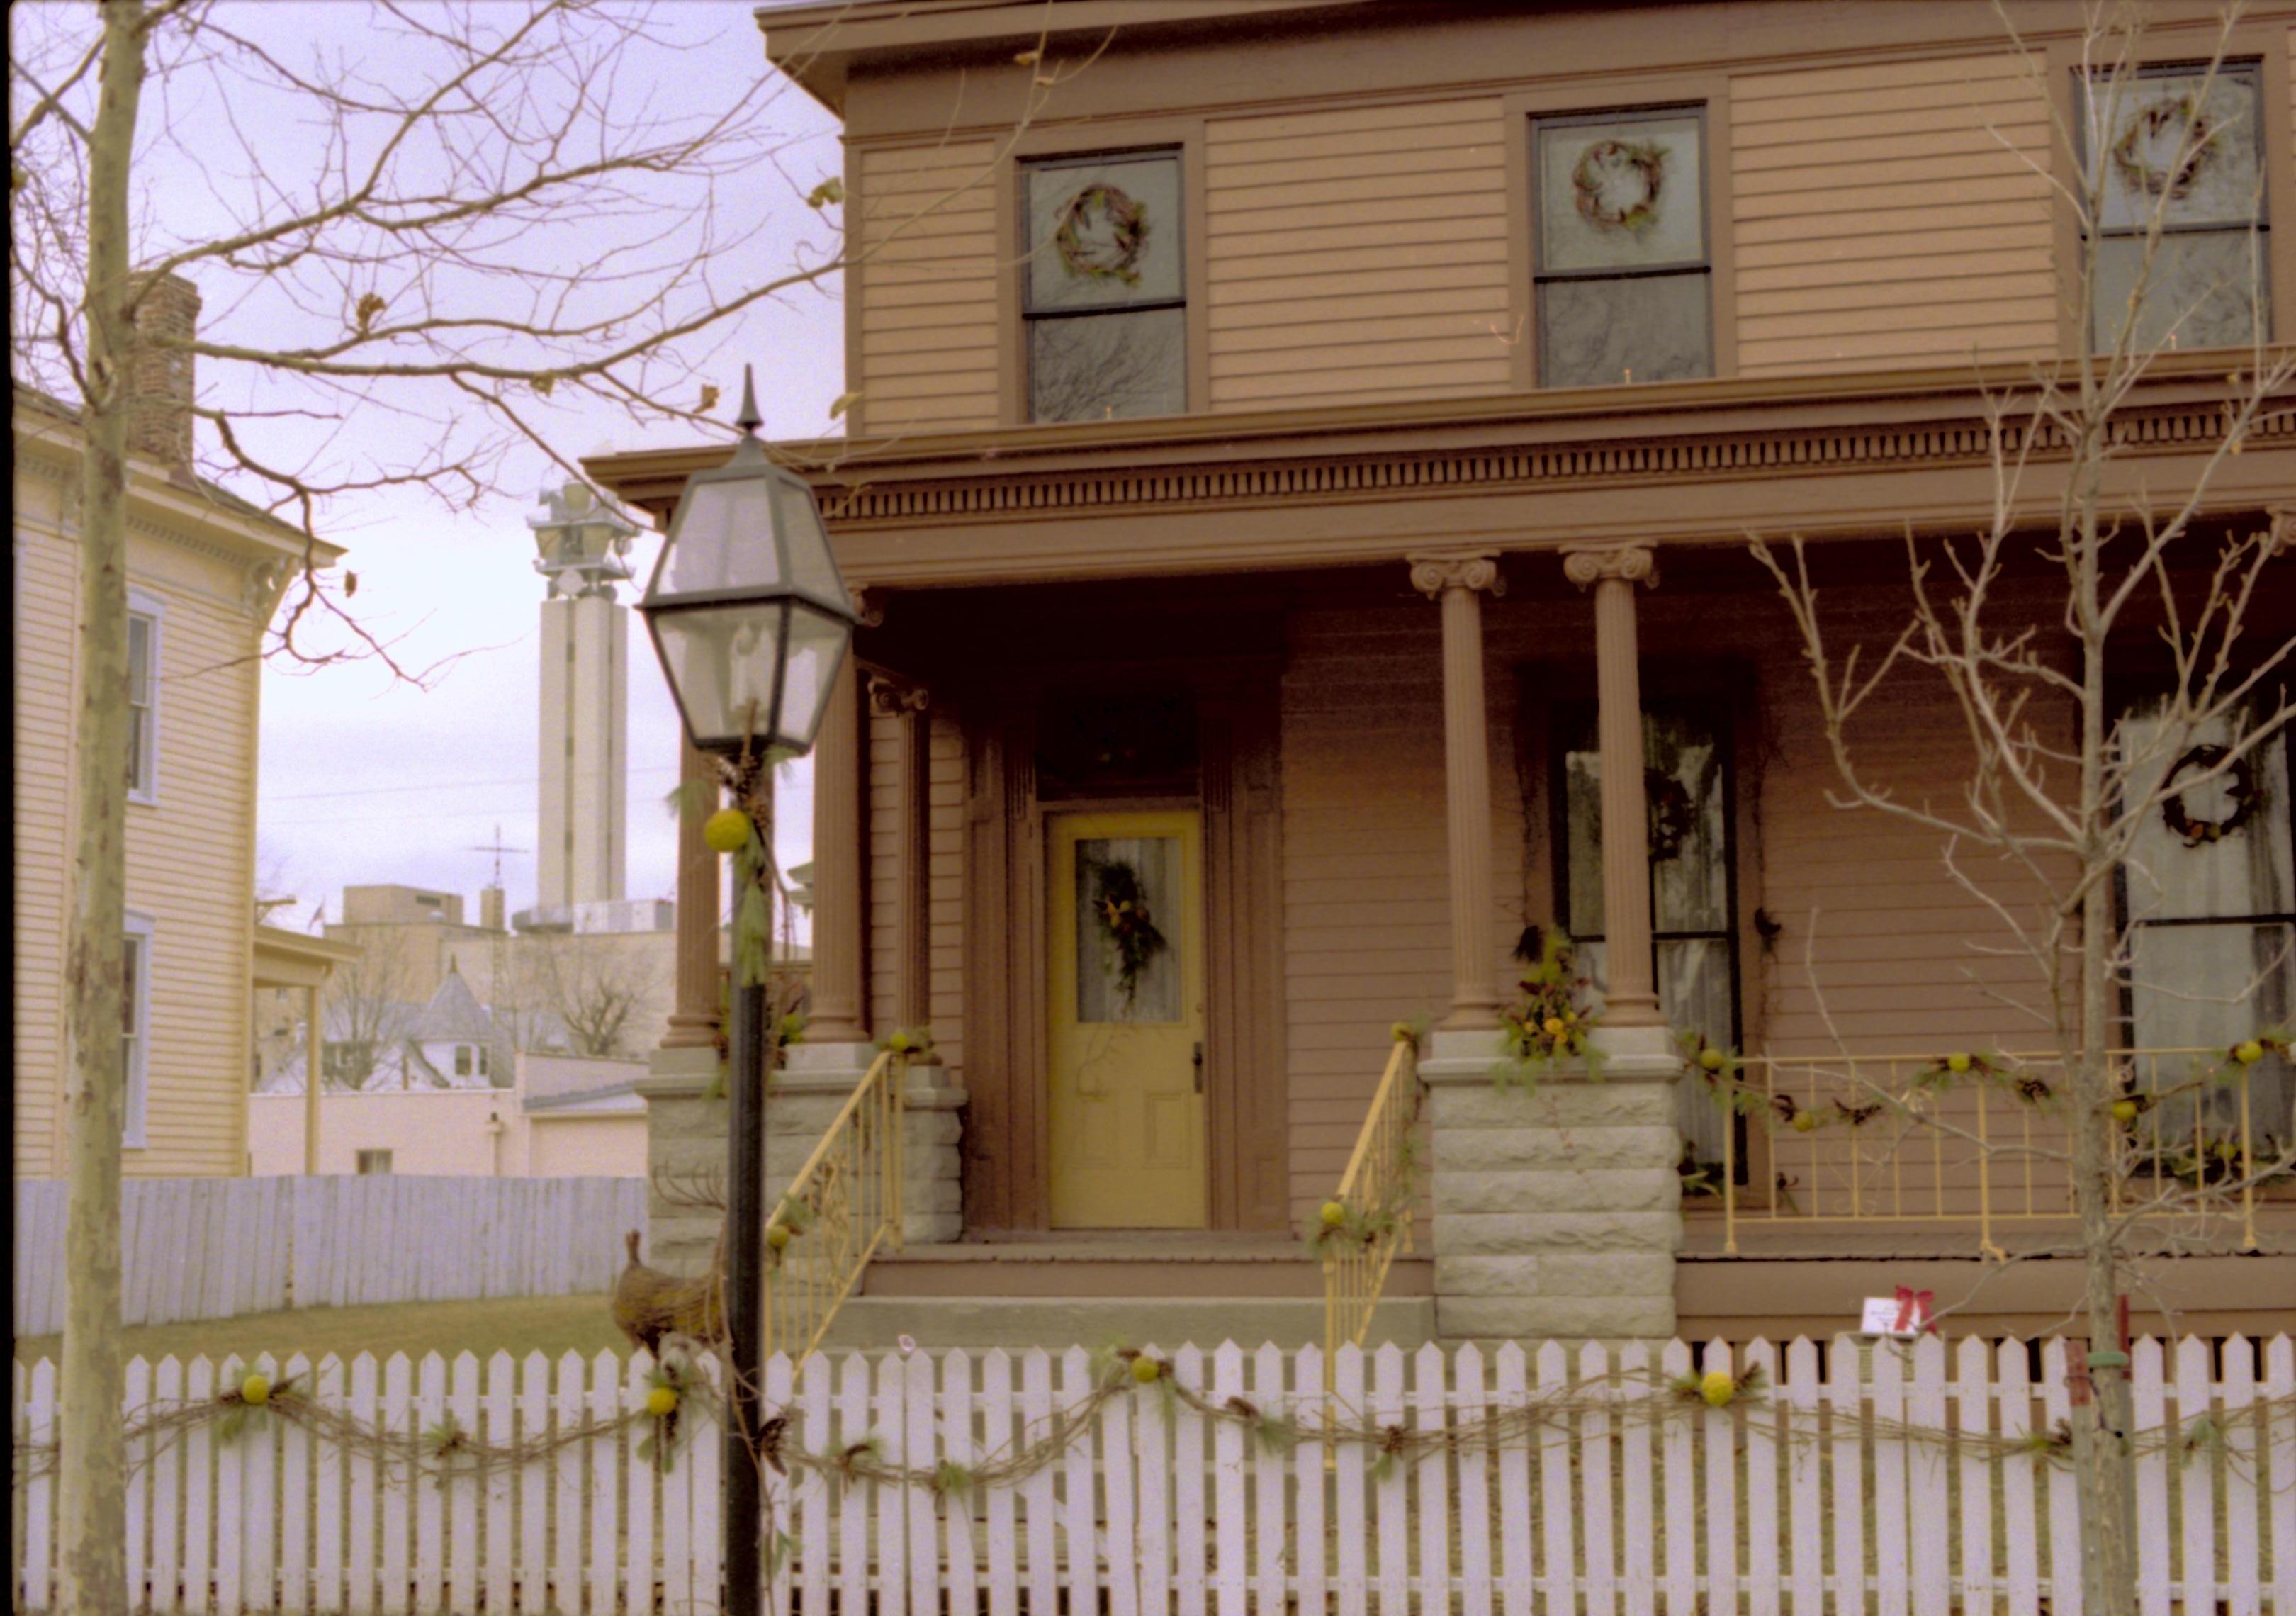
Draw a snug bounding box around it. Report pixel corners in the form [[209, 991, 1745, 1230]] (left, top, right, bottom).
[[817, 1294, 1436, 1353]]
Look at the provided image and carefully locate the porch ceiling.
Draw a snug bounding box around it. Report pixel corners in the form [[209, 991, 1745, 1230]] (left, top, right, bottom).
[[585, 354, 2293, 593]]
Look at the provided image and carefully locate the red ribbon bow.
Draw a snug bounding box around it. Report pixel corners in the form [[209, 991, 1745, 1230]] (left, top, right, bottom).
[[1893, 1285, 1937, 1335]]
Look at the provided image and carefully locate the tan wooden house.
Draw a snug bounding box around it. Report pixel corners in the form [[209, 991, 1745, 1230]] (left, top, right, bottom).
[[13, 275, 345, 1180], [595, 0, 2296, 1345]]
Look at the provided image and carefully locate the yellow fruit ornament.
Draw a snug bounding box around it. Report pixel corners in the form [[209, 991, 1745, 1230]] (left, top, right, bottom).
[[1698, 1047, 1726, 1073], [1946, 1053, 1972, 1074], [704, 808, 752, 855], [1699, 1369, 1736, 1408], [1791, 1111, 1820, 1133], [646, 1385, 679, 1418], [1131, 1357, 1162, 1385], [767, 1225, 792, 1252], [1319, 1200, 1347, 1228], [2110, 1099, 2139, 1123], [2234, 1039, 2265, 1065], [240, 1372, 271, 1406]]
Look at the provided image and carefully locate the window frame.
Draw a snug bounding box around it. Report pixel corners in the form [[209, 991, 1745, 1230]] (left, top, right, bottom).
[[126, 588, 164, 805], [122, 911, 155, 1148], [2045, 23, 2296, 358], [355, 1149, 394, 1176], [2074, 56, 2274, 355], [995, 116, 1209, 428]]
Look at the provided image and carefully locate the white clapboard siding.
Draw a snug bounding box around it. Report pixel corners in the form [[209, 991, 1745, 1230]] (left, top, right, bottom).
[[10, 1177, 646, 1334], [13, 1338, 2296, 1614]]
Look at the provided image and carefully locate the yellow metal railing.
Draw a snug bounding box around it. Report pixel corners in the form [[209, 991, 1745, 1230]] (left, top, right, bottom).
[[762, 1049, 905, 1361], [1717, 1048, 2270, 1257], [1323, 1037, 1422, 1363]]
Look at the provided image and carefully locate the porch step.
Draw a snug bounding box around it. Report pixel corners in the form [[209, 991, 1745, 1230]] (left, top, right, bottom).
[[818, 1293, 1436, 1353]]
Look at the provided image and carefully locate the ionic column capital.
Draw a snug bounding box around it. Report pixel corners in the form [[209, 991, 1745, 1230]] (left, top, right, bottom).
[[1561, 544, 1660, 590], [1408, 552, 1506, 600], [851, 586, 887, 629], [866, 670, 930, 717], [2270, 506, 2294, 556]]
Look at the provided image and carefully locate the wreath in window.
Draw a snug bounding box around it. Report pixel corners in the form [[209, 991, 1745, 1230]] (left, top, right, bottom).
[[1090, 857, 1167, 1010], [1054, 184, 1148, 286], [2159, 744, 2258, 847], [1571, 138, 1667, 233], [2110, 94, 2219, 201], [1645, 770, 1696, 863]]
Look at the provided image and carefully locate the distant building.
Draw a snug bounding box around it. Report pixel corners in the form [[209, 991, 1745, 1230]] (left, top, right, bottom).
[[13, 272, 345, 1179], [529, 481, 638, 915]]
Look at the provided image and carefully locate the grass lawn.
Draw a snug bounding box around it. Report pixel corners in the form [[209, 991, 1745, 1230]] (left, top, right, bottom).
[[13, 1293, 628, 1370]]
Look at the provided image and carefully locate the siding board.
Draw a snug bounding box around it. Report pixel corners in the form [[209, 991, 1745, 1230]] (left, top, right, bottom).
[[855, 140, 1001, 432], [1730, 54, 2056, 376]]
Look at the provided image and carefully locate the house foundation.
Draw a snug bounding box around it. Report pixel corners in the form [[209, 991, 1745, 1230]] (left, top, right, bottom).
[[1423, 1025, 1684, 1341]]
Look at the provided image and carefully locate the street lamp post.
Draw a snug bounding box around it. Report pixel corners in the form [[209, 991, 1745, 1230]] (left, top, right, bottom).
[[634, 366, 859, 1616]]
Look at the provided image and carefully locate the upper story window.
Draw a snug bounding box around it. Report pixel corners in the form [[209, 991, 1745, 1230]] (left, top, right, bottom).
[[1023, 150, 1186, 422], [1532, 108, 1713, 388], [127, 603, 160, 802], [123, 914, 153, 1147], [2083, 62, 2269, 354]]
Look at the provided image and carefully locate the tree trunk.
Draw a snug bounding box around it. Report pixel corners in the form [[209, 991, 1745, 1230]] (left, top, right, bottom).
[[59, 6, 147, 1612]]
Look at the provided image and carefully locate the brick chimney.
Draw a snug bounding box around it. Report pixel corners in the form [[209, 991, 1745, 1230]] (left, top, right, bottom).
[[124, 271, 200, 471]]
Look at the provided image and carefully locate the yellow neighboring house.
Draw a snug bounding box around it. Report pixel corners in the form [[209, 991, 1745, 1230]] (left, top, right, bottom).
[[12, 274, 344, 1179]]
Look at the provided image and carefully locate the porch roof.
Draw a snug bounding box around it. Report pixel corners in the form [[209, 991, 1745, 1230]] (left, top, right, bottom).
[[585, 353, 2292, 593]]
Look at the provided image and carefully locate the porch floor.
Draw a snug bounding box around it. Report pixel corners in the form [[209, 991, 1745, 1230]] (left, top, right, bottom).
[[865, 1233, 1434, 1298], [1679, 1203, 2296, 1259]]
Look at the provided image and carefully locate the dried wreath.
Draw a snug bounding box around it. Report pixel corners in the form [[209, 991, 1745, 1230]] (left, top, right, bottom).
[[1645, 770, 1695, 863], [2159, 744, 2258, 847], [1054, 184, 1148, 286], [1571, 138, 1667, 232], [1090, 856, 1168, 1011], [2110, 94, 2219, 201]]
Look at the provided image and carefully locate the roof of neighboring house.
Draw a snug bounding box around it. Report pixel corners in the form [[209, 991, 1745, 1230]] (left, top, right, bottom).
[[411, 967, 497, 1045], [12, 381, 345, 563], [522, 1079, 646, 1116]]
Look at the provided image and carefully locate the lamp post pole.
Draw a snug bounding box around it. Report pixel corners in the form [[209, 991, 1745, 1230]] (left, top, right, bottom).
[[723, 931, 767, 1616]]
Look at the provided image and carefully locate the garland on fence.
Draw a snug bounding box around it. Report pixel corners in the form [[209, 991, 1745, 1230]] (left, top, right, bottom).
[[22, 1341, 2296, 1500]]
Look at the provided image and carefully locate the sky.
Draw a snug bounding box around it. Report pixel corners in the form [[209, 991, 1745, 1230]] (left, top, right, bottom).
[[87, 4, 856, 933]]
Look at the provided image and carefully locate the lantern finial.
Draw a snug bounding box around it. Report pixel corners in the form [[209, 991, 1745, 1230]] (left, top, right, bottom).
[[736, 364, 763, 437]]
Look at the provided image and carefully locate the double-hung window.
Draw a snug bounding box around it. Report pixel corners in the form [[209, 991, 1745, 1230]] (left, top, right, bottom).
[[1533, 108, 1713, 387], [127, 602, 160, 802], [2117, 692, 2293, 1157], [123, 914, 154, 1147], [2083, 62, 2270, 354], [1022, 150, 1186, 422]]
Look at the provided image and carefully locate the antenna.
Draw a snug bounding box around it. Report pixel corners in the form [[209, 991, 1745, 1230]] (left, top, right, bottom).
[[470, 824, 528, 888]]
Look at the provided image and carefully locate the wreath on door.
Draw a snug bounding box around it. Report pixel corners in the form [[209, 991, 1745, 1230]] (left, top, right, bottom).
[[1090, 857, 1168, 1010], [1646, 770, 1696, 863], [2159, 744, 2258, 846]]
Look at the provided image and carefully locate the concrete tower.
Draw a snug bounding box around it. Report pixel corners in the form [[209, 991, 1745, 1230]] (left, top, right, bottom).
[[530, 481, 638, 914]]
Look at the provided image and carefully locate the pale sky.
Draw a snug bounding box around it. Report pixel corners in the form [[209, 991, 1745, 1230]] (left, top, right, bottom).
[[189, 6, 852, 932]]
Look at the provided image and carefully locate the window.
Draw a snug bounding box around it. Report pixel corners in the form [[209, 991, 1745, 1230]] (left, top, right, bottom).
[[1533, 108, 1713, 388], [454, 1045, 474, 1077], [355, 1150, 394, 1175], [1555, 700, 1740, 1157], [2083, 62, 2269, 354], [1023, 150, 1186, 422], [2117, 694, 2292, 1155], [122, 916, 154, 1147], [126, 606, 160, 802]]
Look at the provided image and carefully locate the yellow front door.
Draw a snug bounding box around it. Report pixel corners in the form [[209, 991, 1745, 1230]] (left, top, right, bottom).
[[1047, 809, 1207, 1229]]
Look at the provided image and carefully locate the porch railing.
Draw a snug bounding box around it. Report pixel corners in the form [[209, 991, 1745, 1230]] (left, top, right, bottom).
[[1716, 1047, 2273, 1257], [1322, 1036, 1422, 1362], [762, 1048, 905, 1361]]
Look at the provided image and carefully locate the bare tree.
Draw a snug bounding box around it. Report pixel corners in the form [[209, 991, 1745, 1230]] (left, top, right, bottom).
[[526, 933, 665, 1059], [1748, 11, 2292, 1612], [10, 6, 1105, 1598], [320, 926, 421, 1089]]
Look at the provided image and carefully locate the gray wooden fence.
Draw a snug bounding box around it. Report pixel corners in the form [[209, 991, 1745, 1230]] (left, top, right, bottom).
[[11, 1176, 648, 1335]]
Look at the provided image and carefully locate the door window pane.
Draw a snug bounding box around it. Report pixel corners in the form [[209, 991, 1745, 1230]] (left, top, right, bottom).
[[1076, 836, 1183, 1025]]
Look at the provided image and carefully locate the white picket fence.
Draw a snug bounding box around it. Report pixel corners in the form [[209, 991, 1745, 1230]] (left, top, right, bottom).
[[11, 1176, 648, 1335], [13, 1335, 2296, 1613]]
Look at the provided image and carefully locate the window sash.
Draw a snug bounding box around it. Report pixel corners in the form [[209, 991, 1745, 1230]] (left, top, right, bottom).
[[1022, 150, 1188, 422], [122, 928, 150, 1147], [127, 612, 157, 797]]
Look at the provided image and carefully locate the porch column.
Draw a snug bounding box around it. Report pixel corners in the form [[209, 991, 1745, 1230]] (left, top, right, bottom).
[[304, 984, 323, 1174], [1563, 544, 1663, 1028], [806, 653, 869, 1042], [662, 739, 722, 1051], [1411, 554, 1506, 1031], [868, 673, 935, 1041]]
